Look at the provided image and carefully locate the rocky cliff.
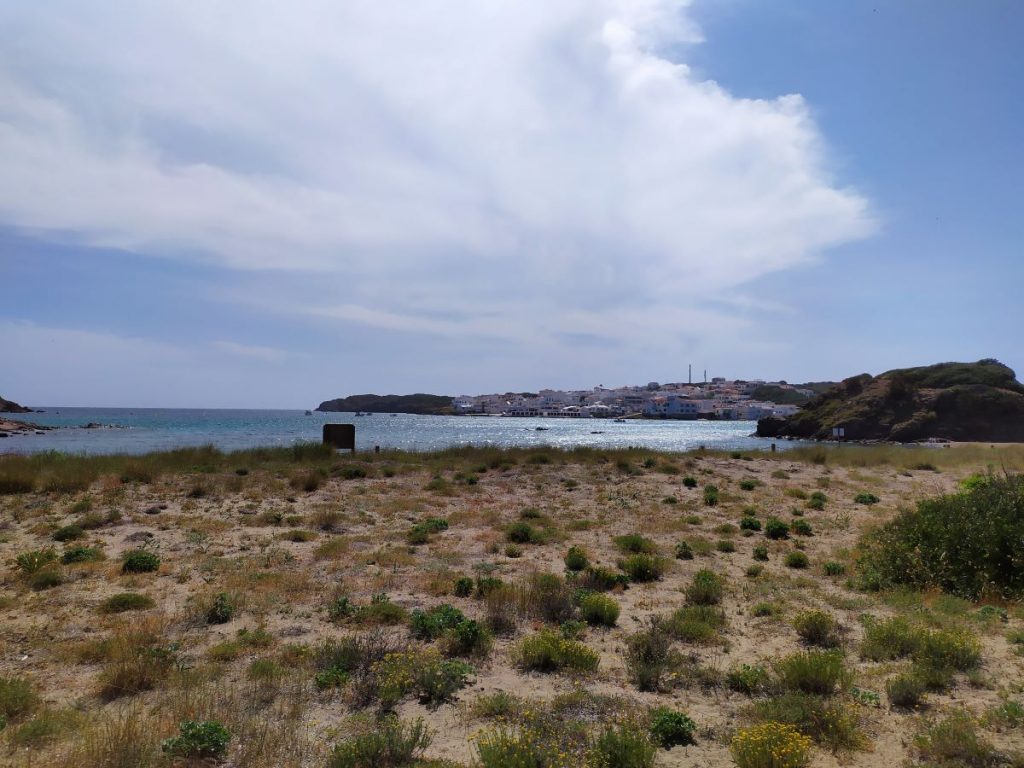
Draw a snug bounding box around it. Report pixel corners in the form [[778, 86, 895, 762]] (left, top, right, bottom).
[[0, 395, 32, 413], [756, 359, 1024, 442], [316, 393, 454, 415]]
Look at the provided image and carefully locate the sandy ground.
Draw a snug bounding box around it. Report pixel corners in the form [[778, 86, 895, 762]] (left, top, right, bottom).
[[1, 449, 1022, 767]]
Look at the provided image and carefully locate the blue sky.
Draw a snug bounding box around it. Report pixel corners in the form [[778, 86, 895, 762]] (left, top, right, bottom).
[[1, 1, 1020, 407]]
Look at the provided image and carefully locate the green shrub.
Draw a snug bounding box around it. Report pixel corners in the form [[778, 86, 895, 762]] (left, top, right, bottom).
[[913, 711, 998, 768], [591, 723, 656, 767], [716, 539, 736, 553], [683, 476, 697, 488], [860, 616, 921, 661], [121, 549, 160, 574], [578, 566, 629, 592], [648, 707, 696, 748], [685, 569, 724, 606], [504, 544, 522, 558], [560, 619, 587, 640], [61, 545, 103, 564], [752, 693, 863, 751], [807, 491, 827, 510], [161, 720, 231, 760], [740, 516, 762, 532], [746, 564, 764, 578], [409, 604, 466, 641], [752, 602, 779, 617], [52, 525, 84, 542], [206, 592, 235, 624], [0, 677, 39, 724], [785, 551, 809, 569], [886, 672, 926, 708], [765, 518, 790, 540], [29, 568, 63, 590], [579, 593, 620, 627], [506, 521, 543, 544], [453, 576, 474, 597], [916, 627, 982, 673], [327, 596, 355, 621], [101, 593, 155, 614], [613, 534, 657, 554], [14, 548, 57, 575], [731, 722, 811, 768], [703, 485, 719, 506], [665, 604, 726, 644], [625, 621, 678, 692], [727, 663, 770, 695], [739, 478, 759, 491], [524, 572, 576, 623], [752, 545, 769, 561], [792, 611, 839, 647], [618, 554, 665, 582], [823, 561, 846, 576], [854, 492, 880, 505], [514, 630, 599, 673], [353, 594, 408, 626], [791, 519, 813, 537], [328, 716, 431, 768], [564, 545, 589, 571], [444, 619, 493, 658], [858, 474, 1024, 599], [674, 540, 694, 560], [775, 650, 848, 695]]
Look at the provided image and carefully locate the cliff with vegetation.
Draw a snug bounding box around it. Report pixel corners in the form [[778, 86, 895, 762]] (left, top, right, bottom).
[[0, 395, 32, 413], [316, 393, 454, 415], [756, 359, 1024, 442]]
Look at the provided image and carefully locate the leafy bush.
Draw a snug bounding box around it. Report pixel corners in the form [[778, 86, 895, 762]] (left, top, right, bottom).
[[727, 663, 770, 695], [665, 605, 726, 644], [618, 554, 665, 582], [913, 711, 998, 768], [206, 592, 235, 624], [161, 720, 230, 760], [327, 716, 431, 768], [775, 650, 848, 695], [101, 593, 155, 614], [860, 616, 921, 661], [61, 545, 103, 564], [613, 534, 657, 554], [14, 548, 57, 575], [807, 491, 827, 510], [648, 707, 696, 748], [444, 619, 493, 658], [514, 630, 599, 674], [353, 594, 408, 626], [854, 492, 879, 505], [121, 549, 160, 574], [674, 540, 694, 560], [752, 545, 769, 561], [716, 539, 736, 553], [453, 576, 474, 597], [823, 561, 846, 576], [731, 722, 811, 768], [785, 551, 809, 569], [52, 524, 84, 542], [564, 545, 589, 571], [859, 474, 1024, 599], [753, 693, 863, 751], [578, 566, 629, 592], [683, 476, 697, 488], [591, 723, 656, 767], [685, 569, 724, 606], [792, 611, 839, 647], [765, 518, 790, 540], [524, 572, 576, 623], [791, 519, 813, 537], [506, 521, 543, 544], [410, 604, 466, 640], [740, 478, 759, 491], [407, 517, 449, 545], [625, 621, 678, 692], [579, 593, 620, 627], [886, 672, 926, 708], [29, 568, 63, 590], [703, 485, 719, 506], [740, 516, 762, 532]]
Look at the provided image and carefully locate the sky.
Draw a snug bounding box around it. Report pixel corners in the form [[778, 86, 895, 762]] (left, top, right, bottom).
[[1, 0, 1021, 408]]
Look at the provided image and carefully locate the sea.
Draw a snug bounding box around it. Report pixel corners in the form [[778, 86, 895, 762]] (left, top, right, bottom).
[[0, 408, 806, 456]]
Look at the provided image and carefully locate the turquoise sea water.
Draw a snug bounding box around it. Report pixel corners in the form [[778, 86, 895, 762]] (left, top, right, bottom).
[[1, 408, 803, 456]]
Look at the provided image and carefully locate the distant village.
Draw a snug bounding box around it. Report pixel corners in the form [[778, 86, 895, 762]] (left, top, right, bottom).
[[452, 377, 814, 420]]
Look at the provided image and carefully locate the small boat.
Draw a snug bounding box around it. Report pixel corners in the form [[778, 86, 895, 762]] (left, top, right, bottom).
[[390, 413, 398, 417], [535, 426, 549, 431], [613, 418, 627, 423], [304, 410, 312, 416]]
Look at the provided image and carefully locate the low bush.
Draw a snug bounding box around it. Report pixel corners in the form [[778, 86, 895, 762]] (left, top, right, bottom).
[[792, 611, 839, 648], [161, 720, 231, 760], [121, 549, 160, 574], [683, 476, 698, 488], [0, 676, 39, 724], [685, 569, 724, 606], [648, 707, 696, 748], [613, 534, 657, 554], [886, 672, 927, 708], [591, 723, 656, 767], [409, 604, 465, 640], [327, 716, 431, 768], [775, 650, 848, 695], [727, 663, 770, 695], [618, 554, 666, 582], [514, 630, 599, 674], [206, 592, 235, 624], [564, 545, 589, 571], [791, 519, 813, 537], [731, 722, 811, 768], [577, 565, 629, 592], [913, 711, 998, 768], [740, 516, 762, 532], [625, 621, 678, 692], [30, 568, 63, 590], [716, 539, 736, 553], [739, 478, 759, 491], [444, 618, 493, 658], [765, 518, 790, 540], [506, 521, 544, 544], [453, 576, 474, 597], [823, 561, 846, 576], [52, 524, 84, 542], [61, 545, 104, 564], [579, 593, 620, 627], [807, 491, 827, 510], [854, 492, 880, 505], [674, 540, 694, 560], [665, 605, 726, 644], [14, 548, 57, 576], [752, 545, 769, 561], [101, 593, 155, 614], [860, 616, 921, 661], [703, 485, 719, 506], [753, 693, 863, 751], [785, 551, 809, 569]]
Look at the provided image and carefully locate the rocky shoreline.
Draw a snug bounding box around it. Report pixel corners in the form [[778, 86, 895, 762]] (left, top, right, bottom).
[[0, 418, 52, 437]]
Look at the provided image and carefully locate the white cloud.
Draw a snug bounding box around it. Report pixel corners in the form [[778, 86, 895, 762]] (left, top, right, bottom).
[[0, 1, 874, 352]]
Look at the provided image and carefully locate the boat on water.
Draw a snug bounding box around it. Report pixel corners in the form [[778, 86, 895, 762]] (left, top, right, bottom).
[[304, 410, 312, 415], [613, 418, 627, 423]]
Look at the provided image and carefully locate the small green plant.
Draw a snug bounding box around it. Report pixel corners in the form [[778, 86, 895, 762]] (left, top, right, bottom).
[[739, 478, 759, 491], [752, 545, 769, 561], [791, 519, 813, 537], [618, 553, 666, 582], [785, 551, 809, 569], [913, 711, 997, 768], [886, 672, 926, 708], [0, 676, 39, 724], [727, 663, 770, 695], [564, 545, 589, 571], [807, 491, 827, 510], [60, 545, 103, 564], [792, 611, 839, 647], [504, 543, 522, 558], [14, 548, 57, 576], [674, 540, 694, 560], [703, 485, 719, 506], [775, 650, 848, 695], [514, 630, 599, 673], [52, 524, 84, 542], [647, 707, 696, 748], [854, 492, 879, 505], [752, 602, 779, 618], [683, 476, 697, 488], [579, 593, 620, 627], [591, 723, 656, 767], [206, 592, 236, 624], [506, 521, 543, 544], [823, 561, 846, 576], [121, 549, 160, 574], [445, 619, 493, 657], [453, 576, 474, 597], [327, 716, 431, 768], [578, 566, 629, 592], [409, 604, 466, 641], [101, 593, 155, 614], [765, 518, 790, 540], [716, 539, 736, 553], [740, 516, 762, 532], [746, 564, 764, 578], [685, 569, 724, 606], [161, 720, 231, 760], [731, 722, 811, 768], [624, 621, 678, 692], [29, 568, 63, 590], [613, 534, 657, 554]]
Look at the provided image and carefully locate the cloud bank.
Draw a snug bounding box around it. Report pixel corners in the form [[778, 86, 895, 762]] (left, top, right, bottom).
[[0, 1, 873, 354]]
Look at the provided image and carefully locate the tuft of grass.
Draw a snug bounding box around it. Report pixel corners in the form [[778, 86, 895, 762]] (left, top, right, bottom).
[[618, 553, 666, 582], [613, 534, 657, 554], [785, 551, 810, 569], [100, 593, 156, 614], [792, 611, 840, 648], [579, 593, 620, 627], [685, 569, 724, 606], [513, 630, 599, 674], [0, 676, 40, 724], [774, 650, 849, 696], [327, 716, 432, 768], [913, 711, 998, 768], [121, 549, 160, 574]]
